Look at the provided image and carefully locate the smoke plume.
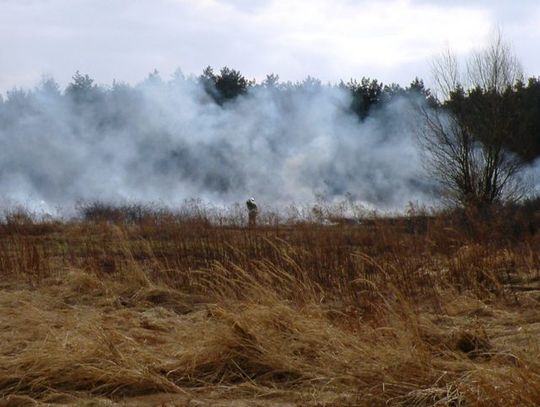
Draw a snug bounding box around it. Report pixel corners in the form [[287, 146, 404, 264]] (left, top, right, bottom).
[[0, 75, 436, 215]]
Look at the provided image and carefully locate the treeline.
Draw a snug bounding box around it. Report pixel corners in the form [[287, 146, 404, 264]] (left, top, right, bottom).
[[444, 78, 540, 162], [1, 66, 540, 161], [0, 67, 432, 126]]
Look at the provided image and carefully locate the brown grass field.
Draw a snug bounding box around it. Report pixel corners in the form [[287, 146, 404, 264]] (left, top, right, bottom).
[[0, 206, 539, 406]]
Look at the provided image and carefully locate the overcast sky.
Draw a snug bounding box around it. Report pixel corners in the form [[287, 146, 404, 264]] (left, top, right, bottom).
[[1, 0, 539, 93]]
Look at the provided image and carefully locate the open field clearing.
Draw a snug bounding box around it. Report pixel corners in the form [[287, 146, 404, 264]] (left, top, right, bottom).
[[0, 212, 539, 406]]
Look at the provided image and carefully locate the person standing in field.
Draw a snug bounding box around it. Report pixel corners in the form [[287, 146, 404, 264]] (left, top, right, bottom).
[[246, 197, 258, 227]]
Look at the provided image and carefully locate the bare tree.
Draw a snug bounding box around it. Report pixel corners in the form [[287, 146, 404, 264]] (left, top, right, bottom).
[[431, 46, 460, 101], [419, 106, 525, 208], [467, 30, 523, 93], [419, 30, 526, 209]]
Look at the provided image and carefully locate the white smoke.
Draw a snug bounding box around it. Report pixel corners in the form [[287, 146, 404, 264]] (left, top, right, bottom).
[[0, 75, 436, 214]]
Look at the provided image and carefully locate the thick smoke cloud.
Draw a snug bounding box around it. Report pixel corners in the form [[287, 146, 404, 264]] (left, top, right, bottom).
[[0, 75, 436, 214]]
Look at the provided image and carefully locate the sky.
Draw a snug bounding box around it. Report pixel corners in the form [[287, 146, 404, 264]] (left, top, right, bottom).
[[1, 0, 540, 93]]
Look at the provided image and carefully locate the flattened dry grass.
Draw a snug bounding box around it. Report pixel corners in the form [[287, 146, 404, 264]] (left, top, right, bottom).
[[0, 211, 539, 406]]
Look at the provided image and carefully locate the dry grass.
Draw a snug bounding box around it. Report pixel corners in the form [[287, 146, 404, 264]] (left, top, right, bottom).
[[0, 208, 539, 406]]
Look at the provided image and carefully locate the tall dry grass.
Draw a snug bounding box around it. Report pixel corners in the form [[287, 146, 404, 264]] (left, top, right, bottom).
[[0, 205, 539, 406]]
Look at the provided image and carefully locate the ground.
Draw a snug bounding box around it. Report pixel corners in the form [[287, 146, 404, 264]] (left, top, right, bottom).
[[0, 215, 539, 406]]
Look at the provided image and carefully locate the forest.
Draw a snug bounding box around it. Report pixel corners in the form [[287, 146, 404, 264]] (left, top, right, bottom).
[[3, 65, 539, 159]]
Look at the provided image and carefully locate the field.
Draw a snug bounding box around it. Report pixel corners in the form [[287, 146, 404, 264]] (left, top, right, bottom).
[[0, 206, 539, 406]]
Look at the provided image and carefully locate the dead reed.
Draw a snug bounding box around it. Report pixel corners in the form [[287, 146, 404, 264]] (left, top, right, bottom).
[[0, 205, 539, 406]]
